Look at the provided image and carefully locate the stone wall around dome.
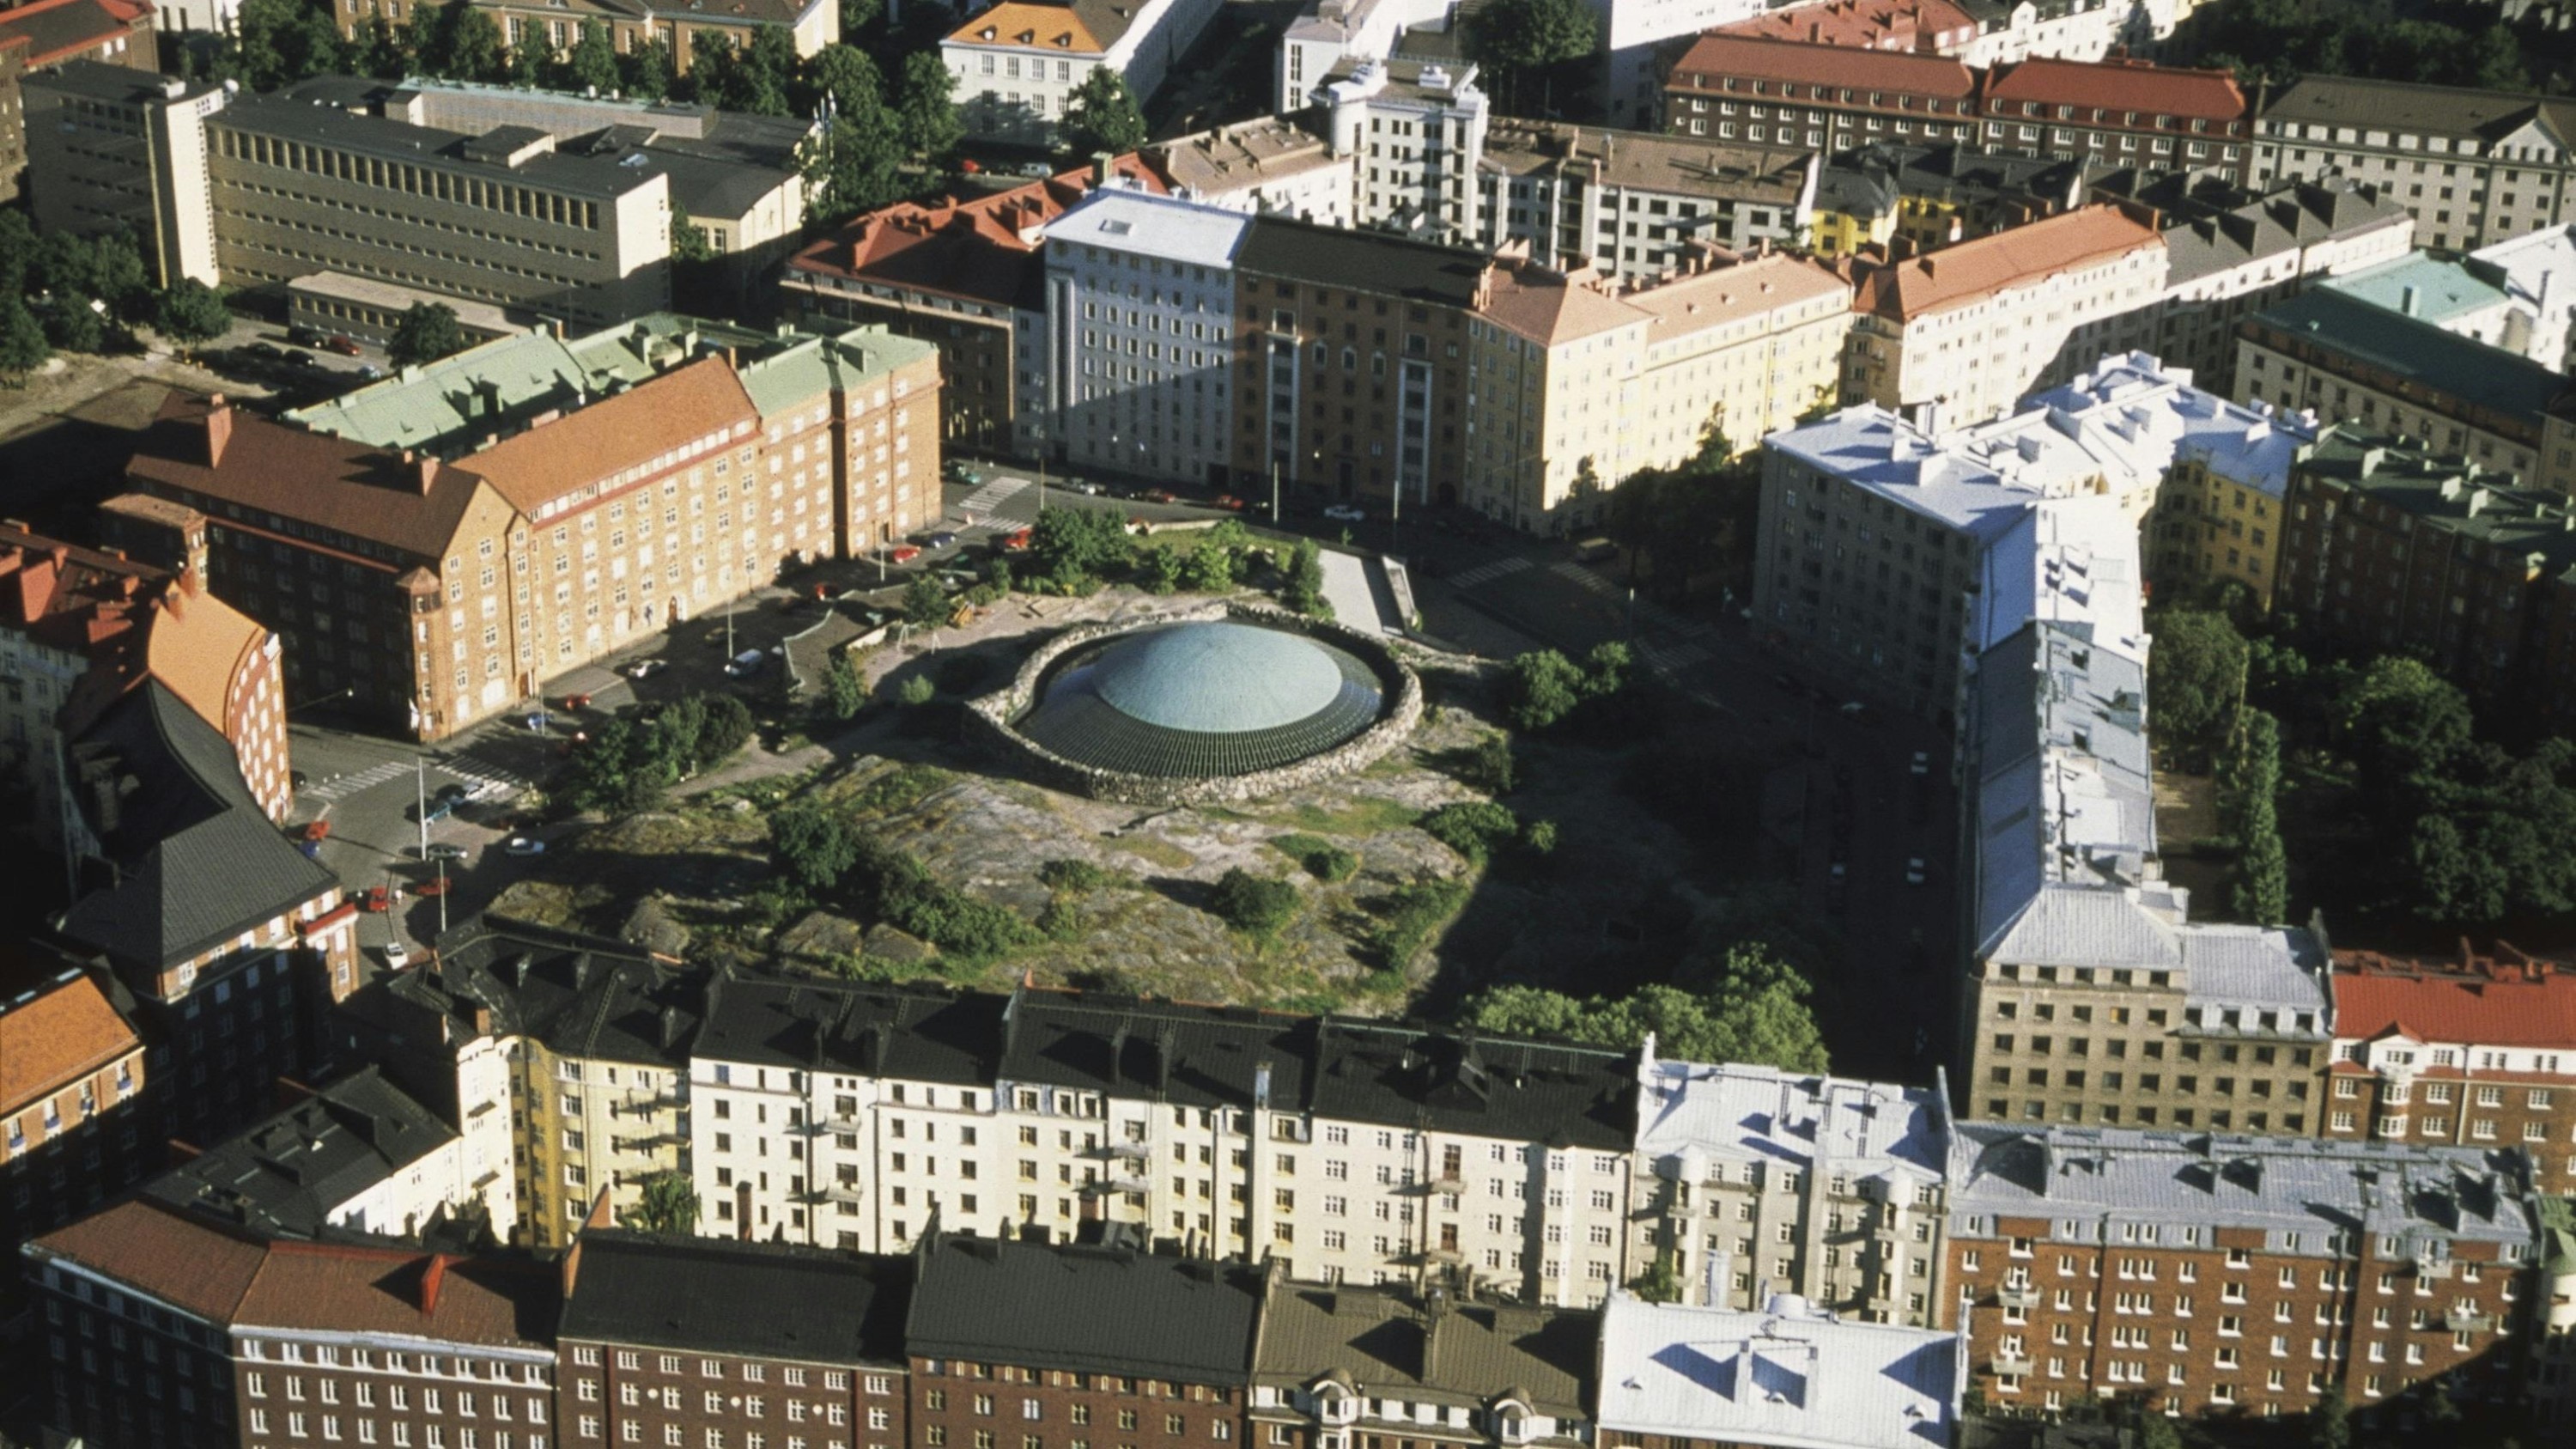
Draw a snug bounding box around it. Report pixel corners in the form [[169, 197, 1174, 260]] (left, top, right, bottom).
[[969, 601, 1424, 807]]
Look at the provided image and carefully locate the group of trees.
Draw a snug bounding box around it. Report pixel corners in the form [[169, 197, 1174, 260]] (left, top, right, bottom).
[[559, 692, 755, 813], [1500, 641, 1633, 733], [0, 212, 231, 379], [1600, 411, 1764, 604], [2172, 0, 2530, 89], [769, 804, 1036, 959], [1463, 0, 1598, 114], [1461, 941, 1829, 1074]]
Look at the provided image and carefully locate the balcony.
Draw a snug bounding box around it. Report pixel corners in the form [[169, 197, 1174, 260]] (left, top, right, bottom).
[[1997, 1284, 2040, 1312], [1418, 1245, 1466, 1267], [1088, 1140, 1150, 1161], [2443, 1307, 2495, 1333], [1988, 1353, 2032, 1378], [1085, 1174, 1151, 1196]]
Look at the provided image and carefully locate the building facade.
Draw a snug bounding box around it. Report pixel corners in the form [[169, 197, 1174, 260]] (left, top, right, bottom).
[[945, 0, 1224, 143], [0, 0, 157, 205], [329, 0, 839, 76], [0, 958, 148, 1256], [2247, 75, 2576, 253], [1944, 1125, 2537, 1418], [1473, 120, 1818, 282], [1326, 56, 1489, 247]]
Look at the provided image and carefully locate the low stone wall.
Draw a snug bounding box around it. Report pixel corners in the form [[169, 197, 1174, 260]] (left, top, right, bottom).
[[967, 600, 1423, 807]]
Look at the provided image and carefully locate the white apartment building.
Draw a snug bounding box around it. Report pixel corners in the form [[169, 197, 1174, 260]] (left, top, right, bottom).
[[1028, 188, 1251, 482], [1629, 1051, 1953, 1325], [1473, 119, 1820, 282], [1464, 250, 1851, 533], [1276, 0, 1450, 110], [946, 0, 1227, 144], [1148, 117, 1354, 227], [2247, 73, 2576, 253], [143, 1068, 489, 1243], [2471, 224, 2576, 371], [2152, 180, 2415, 393], [684, 978, 1645, 1308], [1328, 56, 1489, 245], [1596, 0, 1766, 131], [1845, 204, 2166, 431]]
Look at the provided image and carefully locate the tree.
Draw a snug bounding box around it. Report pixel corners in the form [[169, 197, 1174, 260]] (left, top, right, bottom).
[[805, 42, 884, 119], [1207, 868, 1300, 939], [508, 34, 551, 88], [1060, 68, 1147, 158], [771, 805, 860, 891], [352, 15, 410, 80], [627, 1172, 700, 1234], [1502, 648, 1586, 731], [1028, 504, 1133, 581], [226, 0, 347, 90], [1182, 540, 1235, 593], [823, 653, 866, 720], [2226, 709, 2289, 926], [902, 575, 951, 627], [402, 0, 446, 76], [153, 279, 232, 342], [0, 299, 52, 380], [840, 0, 884, 40], [1281, 536, 1328, 616], [2136, 1415, 2183, 1449], [42, 295, 106, 355], [898, 51, 963, 160], [565, 19, 621, 94], [1462, 0, 1596, 111], [388, 302, 466, 366], [671, 205, 715, 263], [698, 26, 797, 114], [442, 0, 508, 82], [1460, 946, 1826, 1073], [622, 33, 677, 101], [2306, 1387, 2351, 1449], [799, 107, 906, 224], [2147, 608, 2246, 766]]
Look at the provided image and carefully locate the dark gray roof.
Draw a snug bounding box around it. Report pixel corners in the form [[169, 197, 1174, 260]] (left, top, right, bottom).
[[215, 93, 665, 201], [559, 1230, 912, 1364], [2258, 73, 2576, 146], [380, 915, 702, 1067], [24, 57, 219, 106], [143, 1067, 460, 1238], [2297, 428, 2576, 563], [1309, 1020, 1636, 1152], [907, 1236, 1262, 1381], [55, 682, 337, 977], [1000, 990, 1313, 1112], [2244, 287, 2571, 431], [1236, 216, 1488, 307], [694, 970, 998, 1087], [1251, 1278, 1595, 1415], [2162, 178, 2409, 284]]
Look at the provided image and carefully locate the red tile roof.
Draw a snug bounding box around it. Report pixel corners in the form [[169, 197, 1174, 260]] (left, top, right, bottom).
[[1714, 0, 1977, 55], [1979, 57, 2248, 123], [2332, 947, 2576, 1050], [787, 157, 1174, 309], [459, 357, 757, 516], [1853, 204, 2161, 320], [0, 965, 139, 1114], [1664, 33, 1977, 99], [29, 1200, 270, 1321]]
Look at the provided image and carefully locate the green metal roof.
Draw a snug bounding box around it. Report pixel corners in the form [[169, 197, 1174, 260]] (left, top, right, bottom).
[[287, 325, 659, 451], [2248, 288, 2568, 428], [1017, 622, 1386, 778], [2324, 253, 2510, 326]]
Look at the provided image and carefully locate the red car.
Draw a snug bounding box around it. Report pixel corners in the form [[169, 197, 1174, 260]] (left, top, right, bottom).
[[301, 819, 332, 843], [1212, 495, 1247, 511], [412, 876, 453, 898], [1001, 527, 1033, 551], [325, 335, 363, 356], [562, 692, 593, 711], [890, 544, 923, 563], [1141, 489, 1177, 504], [360, 886, 394, 913]]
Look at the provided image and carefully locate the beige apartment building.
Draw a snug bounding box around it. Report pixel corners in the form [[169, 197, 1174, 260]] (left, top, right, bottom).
[[126, 317, 939, 740], [331, 0, 839, 76], [1462, 250, 1850, 534], [2248, 74, 2576, 252], [1844, 204, 2165, 429]]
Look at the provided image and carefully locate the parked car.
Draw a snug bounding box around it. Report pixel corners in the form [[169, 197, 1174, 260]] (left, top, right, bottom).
[[562, 691, 593, 710], [725, 649, 767, 678], [425, 842, 469, 861], [412, 875, 453, 898], [627, 659, 666, 679], [301, 819, 332, 843], [504, 836, 547, 856], [1910, 750, 1931, 776], [357, 363, 384, 381], [924, 530, 960, 550], [324, 335, 362, 356], [1322, 504, 1365, 522], [1066, 481, 1103, 496], [246, 342, 284, 362], [1001, 527, 1034, 551], [889, 544, 922, 563], [945, 460, 984, 484], [382, 939, 410, 968], [1140, 489, 1176, 504], [433, 782, 470, 806], [1212, 495, 1247, 511], [1017, 161, 1054, 178], [361, 886, 393, 913]]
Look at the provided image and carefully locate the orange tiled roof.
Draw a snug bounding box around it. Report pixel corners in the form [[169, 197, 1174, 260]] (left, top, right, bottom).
[[787, 156, 1172, 310], [2332, 947, 2576, 1050], [1980, 56, 2248, 122], [0, 521, 270, 745], [1665, 33, 1976, 98], [945, 0, 1106, 53], [459, 357, 759, 516], [1854, 204, 2161, 320], [1474, 261, 1646, 347], [0, 966, 139, 1113], [30, 1199, 270, 1322], [1714, 0, 1978, 55]]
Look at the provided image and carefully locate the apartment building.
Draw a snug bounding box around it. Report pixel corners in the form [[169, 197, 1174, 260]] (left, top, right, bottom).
[[330, 0, 840, 76], [2236, 288, 2576, 492], [143, 1067, 481, 1242], [2464, 224, 2576, 372], [1944, 1125, 2536, 1418], [2247, 74, 2576, 252], [2320, 252, 2522, 349], [1709, 0, 2135, 69], [1844, 204, 2166, 428], [1811, 142, 2097, 259], [1275, 0, 1444, 110], [1463, 251, 1852, 534], [1149, 117, 1351, 227], [2020, 352, 2318, 608], [1029, 189, 1250, 484], [684, 973, 1644, 1307], [556, 1230, 912, 1449], [1473, 119, 1820, 281], [22, 1199, 264, 1449], [906, 1234, 1261, 1448], [0, 957, 148, 1255], [2324, 943, 2576, 1195], [1248, 1271, 1594, 1449], [1627, 1055, 1951, 1325], [2153, 179, 2415, 393], [127, 316, 937, 741], [945, 0, 1223, 143], [1974, 58, 2248, 174], [1594, 1293, 1964, 1449], [0, 0, 156, 204], [1327, 56, 1488, 246], [0, 521, 290, 838], [782, 155, 1170, 456], [1230, 216, 1484, 512], [2275, 428, 2576, 724], [44, 682, 354, 1153]]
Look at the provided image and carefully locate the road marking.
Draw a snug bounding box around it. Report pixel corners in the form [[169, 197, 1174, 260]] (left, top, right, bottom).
[[955, 478, 1030, 519], [1547, 561, 1619, 595], [305, 757, 526, 804], [1448, 557, 1533, 589]]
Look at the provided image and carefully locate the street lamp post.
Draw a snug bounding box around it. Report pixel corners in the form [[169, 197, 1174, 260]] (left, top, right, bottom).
[[414, 756, 428, 861]]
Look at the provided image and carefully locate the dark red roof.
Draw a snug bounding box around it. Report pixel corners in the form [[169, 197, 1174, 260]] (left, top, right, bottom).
[[787, 156, 1172, 310], [2332, 947, 2576, 1050], [1979, 56, 2248, 122], [1665, 33, 1977, 97]]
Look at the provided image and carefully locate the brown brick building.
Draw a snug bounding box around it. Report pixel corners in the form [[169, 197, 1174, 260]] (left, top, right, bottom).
[[904, 1235, 1261, 1449], [1944, 1124, 2537, 1421], [2275, 427, 2576, 734], [556, 1228, 913, 1449], [2324, 943, 2576, 1196]]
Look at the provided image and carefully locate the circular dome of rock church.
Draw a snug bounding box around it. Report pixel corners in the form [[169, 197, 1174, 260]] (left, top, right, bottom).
[[1014, 620, 1386, 778]]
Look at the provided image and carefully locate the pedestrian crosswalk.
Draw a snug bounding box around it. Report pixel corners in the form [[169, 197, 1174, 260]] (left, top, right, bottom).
[[955, 477, 1031, 520], [1447, 557, 1534, 590], [303, 757, 527, 806]]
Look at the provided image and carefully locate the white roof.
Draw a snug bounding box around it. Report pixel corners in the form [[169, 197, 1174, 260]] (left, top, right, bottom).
[[1043, 188, 1253, 270], [1595, 1295, 1962, 1449], [1633, 1056, 1947, 1187], [2025, 351, 2319, 505], [2179, 923, 2330, 1020]]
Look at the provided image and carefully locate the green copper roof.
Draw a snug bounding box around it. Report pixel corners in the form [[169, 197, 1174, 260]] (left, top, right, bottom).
[[1017, 622, 1386, 778], [2324, 253, 2509, 326], [287, 325, 659, 451]]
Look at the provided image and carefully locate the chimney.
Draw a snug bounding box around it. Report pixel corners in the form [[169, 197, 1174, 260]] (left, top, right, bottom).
[[2401, 284, 2421, 317], [418, 454, 440, 494], [420, 1253, 450, 1317], [563, 1233, 586, 1299], [205, 399, 234, 466], [1093, 151, 1115, 186]]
